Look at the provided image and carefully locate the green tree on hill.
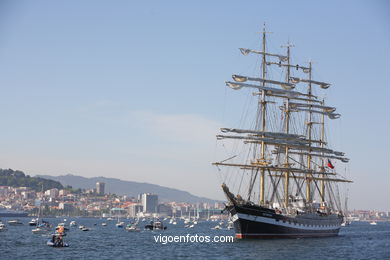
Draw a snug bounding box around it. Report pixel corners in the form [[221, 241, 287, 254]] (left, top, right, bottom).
[[0, 168, 63, 190]]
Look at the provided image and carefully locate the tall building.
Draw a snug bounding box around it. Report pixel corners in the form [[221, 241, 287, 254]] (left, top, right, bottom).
[[44, 188, 59, 199], [128, 203, 143, 217], [141, 193, 158, 213], [96, 182, 105, 195]]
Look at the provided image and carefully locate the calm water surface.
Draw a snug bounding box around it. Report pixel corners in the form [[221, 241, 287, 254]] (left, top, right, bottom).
[[0, 217, 389, 259]]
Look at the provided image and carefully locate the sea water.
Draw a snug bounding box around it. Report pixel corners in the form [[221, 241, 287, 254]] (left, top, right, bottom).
[[0, 217, 389, 259]]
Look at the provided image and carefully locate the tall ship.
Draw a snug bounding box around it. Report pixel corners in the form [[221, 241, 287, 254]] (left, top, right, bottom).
[[213, 26, 351, 239]]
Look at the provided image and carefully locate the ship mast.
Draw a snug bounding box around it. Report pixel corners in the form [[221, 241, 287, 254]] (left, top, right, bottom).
[[282, 42, 294, 209], [320, 99, 326, 203], [213, 28, 351, 215], [259, 24, 267, 206], [306, 61, 313, 204]]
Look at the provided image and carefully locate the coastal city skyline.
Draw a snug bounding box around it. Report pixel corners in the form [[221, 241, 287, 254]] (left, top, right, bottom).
[[1, 176, 388, 223], [0, 0, 389, 211], [0, 169, 228, 219]]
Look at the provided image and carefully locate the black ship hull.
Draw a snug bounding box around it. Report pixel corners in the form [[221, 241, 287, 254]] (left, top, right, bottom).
[[228, 204, 342, 239]]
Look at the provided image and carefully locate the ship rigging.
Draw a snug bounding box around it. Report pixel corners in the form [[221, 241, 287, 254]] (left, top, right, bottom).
[[213, 25, 351, 238]]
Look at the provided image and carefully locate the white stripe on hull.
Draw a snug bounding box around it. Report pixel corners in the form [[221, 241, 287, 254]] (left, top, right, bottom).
[[233, 213, 340, 231]]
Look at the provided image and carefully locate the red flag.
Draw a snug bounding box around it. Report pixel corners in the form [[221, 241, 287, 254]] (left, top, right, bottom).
[[327, 159, 334, 169]]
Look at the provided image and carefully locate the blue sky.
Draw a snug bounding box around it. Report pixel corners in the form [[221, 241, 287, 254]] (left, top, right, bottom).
[[0, 0, 389, 210]]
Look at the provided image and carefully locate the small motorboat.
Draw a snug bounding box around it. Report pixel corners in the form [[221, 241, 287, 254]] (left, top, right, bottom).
[[102, 223, 107, 226], [70, 221, 77, 227], [144, 220, 167, 230], [0, 222, 7, 232], [47, 241, 69, 247], [29, 218, 38, 226], [47, 234, 69, 247], [32, 227, 48, 234], [8, 220, 23, 226], [116, 222, 125, 228], [227, 221, 234, 230], [125, 224, 140, 232], [81, 227, 89, 231], [212, 225, 221, 230], [370, 221, 377, 225]]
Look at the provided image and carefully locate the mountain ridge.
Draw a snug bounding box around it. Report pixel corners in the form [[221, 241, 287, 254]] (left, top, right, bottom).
[[37, 174, 219, 204]]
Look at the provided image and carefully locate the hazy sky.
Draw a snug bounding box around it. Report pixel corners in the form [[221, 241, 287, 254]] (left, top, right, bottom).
[[0, 0, 389, 210]]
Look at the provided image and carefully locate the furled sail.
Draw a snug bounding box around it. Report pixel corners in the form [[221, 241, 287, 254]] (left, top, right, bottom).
[[232, 74, 295, 90], [225, 81, 305, 97], [273, 146, 345, 156], [291, 107, 341, 119], [217, 134, 310, 146], [239, 48, 288, 62], [285, 151, 350, 163], [290, 77, 331, 89], [220, 128, 304, 139], [289, 102, 336, 113]]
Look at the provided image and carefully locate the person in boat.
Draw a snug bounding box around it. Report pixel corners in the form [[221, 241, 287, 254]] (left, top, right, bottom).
[[56, 225, 65, 246], [58, 225, 65, 234], [50, 234, 63, 247], [56, 236, 63, 247]]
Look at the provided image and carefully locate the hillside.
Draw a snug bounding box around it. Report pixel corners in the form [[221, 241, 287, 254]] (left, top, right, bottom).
[[0, 168, 63, 191], [38, 174, 218, 203]]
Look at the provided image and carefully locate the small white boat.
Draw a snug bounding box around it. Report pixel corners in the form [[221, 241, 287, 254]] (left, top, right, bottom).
[[32, 227, 47, 234], [47, 235, 69, 247], [116, 222, 125, 228], [370, 221, 377, 225], [81, 227, 89, 231], [8, 220, 23, 225], [79, 225, 85, 229], [126, 225, 140, 232], [29, 218, 38, 226], [0, 222, 7, 231], [107, 217, 113, 221], [212, 225, 221, 230], [144, 220, 167, 230], [70, 221, 77, 227], [227, 221, 234, 230], [102, 223, 107, 226], [47, 240, 69, 247]]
